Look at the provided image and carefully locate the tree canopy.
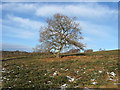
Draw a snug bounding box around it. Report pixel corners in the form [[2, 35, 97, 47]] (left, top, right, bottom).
[[39, 13, 85, 58]]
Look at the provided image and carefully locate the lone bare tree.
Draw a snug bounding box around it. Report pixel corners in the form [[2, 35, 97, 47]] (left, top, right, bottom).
[[39, 13, 85, 58]]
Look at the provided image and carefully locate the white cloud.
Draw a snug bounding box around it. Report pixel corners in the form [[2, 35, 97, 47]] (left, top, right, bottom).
[[78, 20, 118, 50], [2, 13, 45, 39], [2, 14, 46, 39], [80, 20, 117, 38], [2, 3, 117, 40], [2, 0, 119, 2], [2, 3, 38, 14], [6, 14, 45, 30], [2, 3, 117, 19], [35, 3, 117, 19], [3, 25, 36, 39], [1, 2, 118, 51]]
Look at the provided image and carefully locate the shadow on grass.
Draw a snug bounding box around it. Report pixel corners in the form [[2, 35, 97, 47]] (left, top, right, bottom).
[[1, 56, 28, 61], [61, 53, 86, 58]]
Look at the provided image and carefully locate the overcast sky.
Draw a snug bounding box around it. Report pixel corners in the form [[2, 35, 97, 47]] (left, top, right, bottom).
[[1, 2, 118, 52]]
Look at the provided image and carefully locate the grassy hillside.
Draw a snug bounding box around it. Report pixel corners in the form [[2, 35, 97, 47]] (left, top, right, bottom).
[[1, 50, 119, 89]]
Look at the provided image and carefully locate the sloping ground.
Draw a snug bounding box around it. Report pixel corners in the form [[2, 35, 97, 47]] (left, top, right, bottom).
[[1, 50, 120, 89]]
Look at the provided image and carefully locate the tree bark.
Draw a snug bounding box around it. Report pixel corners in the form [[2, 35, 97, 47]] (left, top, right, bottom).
[[56, 44, 63, 58], [56, 51, 60, 58]]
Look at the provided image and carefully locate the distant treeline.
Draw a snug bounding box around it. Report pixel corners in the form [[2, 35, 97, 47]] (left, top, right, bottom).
[[2, 50, 29, 58]]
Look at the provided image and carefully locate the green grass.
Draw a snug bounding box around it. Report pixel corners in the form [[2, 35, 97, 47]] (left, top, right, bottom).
[[1, 50, 119, 88]]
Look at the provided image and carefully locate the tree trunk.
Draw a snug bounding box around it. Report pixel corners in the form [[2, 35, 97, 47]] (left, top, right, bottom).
[[56, 44, 63, 58], [56, 51, 60, 58]]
